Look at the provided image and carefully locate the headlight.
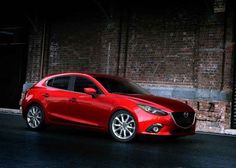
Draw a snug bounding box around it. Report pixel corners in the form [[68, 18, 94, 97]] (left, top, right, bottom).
[[138, 104, 168, 116]]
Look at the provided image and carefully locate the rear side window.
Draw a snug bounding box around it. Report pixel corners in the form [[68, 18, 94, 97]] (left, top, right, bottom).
[[47, 76, 70, 90], [74, 76, 101, 94]]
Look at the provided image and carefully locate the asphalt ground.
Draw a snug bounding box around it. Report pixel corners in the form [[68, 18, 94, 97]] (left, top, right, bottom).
[[0, 112, 235, 168]]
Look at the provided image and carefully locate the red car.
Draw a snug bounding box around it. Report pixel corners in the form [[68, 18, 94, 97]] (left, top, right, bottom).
[[21, 72, 196, 142]]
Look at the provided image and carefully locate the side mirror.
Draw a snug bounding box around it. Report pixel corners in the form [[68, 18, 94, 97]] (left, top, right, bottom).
[[84, 88, 97, 98]]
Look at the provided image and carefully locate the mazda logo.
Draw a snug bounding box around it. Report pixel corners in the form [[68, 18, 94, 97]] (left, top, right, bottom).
[[183, 112, 189, 118]]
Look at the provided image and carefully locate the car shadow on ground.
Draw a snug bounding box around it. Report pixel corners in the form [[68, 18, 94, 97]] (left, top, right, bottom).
[[24, 125, 200, 145]]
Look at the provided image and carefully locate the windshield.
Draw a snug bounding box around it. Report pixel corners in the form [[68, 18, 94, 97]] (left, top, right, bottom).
[[94, 77, 150, 95]]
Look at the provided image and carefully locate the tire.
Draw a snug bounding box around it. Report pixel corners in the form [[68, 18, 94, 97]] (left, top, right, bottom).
[[26, 104, 45, 131], [109, 110, 137, 142]]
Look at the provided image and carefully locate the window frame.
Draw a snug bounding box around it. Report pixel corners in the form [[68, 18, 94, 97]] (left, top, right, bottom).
[[46, 75, 72, 91], [45, 75, 104, 95], [71, 75, 103, 95]]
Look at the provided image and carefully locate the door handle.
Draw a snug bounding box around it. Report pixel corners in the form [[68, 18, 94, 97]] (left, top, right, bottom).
[[69, 98, 77, 102], [42, 93, 49, 98]]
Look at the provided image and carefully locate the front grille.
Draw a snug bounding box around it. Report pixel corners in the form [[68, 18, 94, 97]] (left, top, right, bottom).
[[171, 112, 195, 128]]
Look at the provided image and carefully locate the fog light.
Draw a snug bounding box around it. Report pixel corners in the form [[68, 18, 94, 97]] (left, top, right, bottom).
[[147, 123, 163, 133], [153, 126, 159, 133]]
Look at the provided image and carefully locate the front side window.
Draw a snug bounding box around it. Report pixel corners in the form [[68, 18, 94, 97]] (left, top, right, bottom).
[[47, 76, 70, 90], [74, 76, 101, 94]]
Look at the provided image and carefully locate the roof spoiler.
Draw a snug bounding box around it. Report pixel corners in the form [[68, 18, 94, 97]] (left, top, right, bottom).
[[22, 82, 35, 93]]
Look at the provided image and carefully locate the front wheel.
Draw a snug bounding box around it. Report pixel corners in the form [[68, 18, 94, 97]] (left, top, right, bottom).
[[109, 111, 137, 142], [26, 104, 45, 130]]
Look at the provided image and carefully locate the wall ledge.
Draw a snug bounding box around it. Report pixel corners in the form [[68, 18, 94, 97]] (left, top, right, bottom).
[[140, 84, 232, 101]]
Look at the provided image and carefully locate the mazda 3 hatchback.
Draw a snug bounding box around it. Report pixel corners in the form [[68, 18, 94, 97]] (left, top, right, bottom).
[[21, 72, 196, 142]]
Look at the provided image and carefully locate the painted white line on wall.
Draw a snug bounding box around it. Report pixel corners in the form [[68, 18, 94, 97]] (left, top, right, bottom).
[[106, 42, 111, 74]]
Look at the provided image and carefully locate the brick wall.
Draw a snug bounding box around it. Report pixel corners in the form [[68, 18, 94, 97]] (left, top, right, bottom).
[[47, 15, 102, 74], [176, 99, 231, 133], [25, 0, 235, 133], [26, 23, 43, 83]]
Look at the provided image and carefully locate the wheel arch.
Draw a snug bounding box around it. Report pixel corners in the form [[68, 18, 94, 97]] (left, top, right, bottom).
[[108, 108, 138, 142], [107, 108, 139, 132], [22, 101, 46, 120]]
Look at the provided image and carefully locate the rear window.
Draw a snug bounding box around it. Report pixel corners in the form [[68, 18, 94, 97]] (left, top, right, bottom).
[[47, 76, 70, 90]]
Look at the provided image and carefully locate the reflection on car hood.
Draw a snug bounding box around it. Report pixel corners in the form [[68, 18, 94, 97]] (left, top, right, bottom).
[[115, 94, 194, 112]]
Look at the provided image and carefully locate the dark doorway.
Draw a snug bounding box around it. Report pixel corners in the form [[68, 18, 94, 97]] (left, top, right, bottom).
[[0, 27, 28, 108]]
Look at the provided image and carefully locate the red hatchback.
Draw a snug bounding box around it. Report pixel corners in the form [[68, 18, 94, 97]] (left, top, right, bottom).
[[21, 72, 196, 142]]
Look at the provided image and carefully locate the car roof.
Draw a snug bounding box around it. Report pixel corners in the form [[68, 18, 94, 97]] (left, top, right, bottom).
[[39, 72, 119, 95], [88, 73, 124, 80], [44, 72, 124, 80]]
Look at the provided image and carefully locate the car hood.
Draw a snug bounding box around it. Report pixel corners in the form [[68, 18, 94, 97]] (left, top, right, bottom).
[[113, 93, 194, 112]]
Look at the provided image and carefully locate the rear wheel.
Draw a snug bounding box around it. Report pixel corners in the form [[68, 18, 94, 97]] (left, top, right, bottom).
[[109, 111, 136, 142], [26, 104, 45, 130]]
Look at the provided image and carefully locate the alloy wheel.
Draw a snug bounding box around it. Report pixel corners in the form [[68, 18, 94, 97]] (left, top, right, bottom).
[[110, 111, 136, 142], [27, 105, 43, 129]]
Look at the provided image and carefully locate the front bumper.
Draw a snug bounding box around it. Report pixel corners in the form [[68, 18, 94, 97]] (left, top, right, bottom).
[[137, 112, 196, 136]]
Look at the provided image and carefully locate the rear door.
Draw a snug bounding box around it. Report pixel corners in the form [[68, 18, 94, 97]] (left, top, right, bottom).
[[44, 76, 73, 123]]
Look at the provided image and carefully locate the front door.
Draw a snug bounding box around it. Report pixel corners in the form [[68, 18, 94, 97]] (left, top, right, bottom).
[[68, 76, 111, 128]]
